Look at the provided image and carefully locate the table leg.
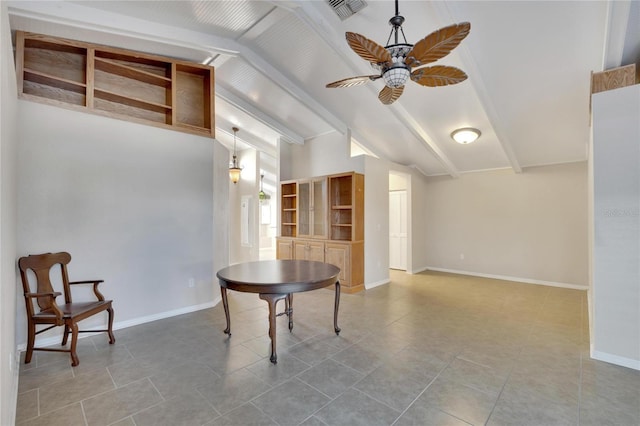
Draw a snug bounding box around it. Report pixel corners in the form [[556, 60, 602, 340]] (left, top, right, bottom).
[[334, 281, 341, 335], [259, 293, 287, 364], [287, 293, 293, 332], [221, 287, 231, 336]]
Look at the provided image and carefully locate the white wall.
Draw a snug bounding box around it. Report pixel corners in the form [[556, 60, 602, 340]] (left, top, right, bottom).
[[281, 132, 434, 289], [389, 173, 408, 191], [1, 3, 19, 424], [229, 148, 259, 264], [591, 84, 640, 369], [281, 132, 588, 290], [363, 156, 390, 288], [283, 132, 364, 180], [424, 162, 589, 287], [212, 141, 230, 284], [16, 101, 220, 345], [407, 170, 429, 273]]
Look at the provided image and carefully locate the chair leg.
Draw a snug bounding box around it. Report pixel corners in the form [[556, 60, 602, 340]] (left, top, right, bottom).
[[25, 322, 36, 364], [62, 324, 70, 346], [107, 307, 115, 344], [69, 322, 79, 367]]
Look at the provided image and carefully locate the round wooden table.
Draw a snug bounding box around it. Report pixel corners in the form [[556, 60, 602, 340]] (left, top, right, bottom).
[[216, 260, 341, 363]]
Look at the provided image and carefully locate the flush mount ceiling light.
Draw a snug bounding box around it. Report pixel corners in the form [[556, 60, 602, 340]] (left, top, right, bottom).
[[451, 127, 481, 144], [229, 127, 242, 184]]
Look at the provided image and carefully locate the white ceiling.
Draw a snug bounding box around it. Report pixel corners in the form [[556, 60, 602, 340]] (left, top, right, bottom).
[[7, 0, 640, 178]]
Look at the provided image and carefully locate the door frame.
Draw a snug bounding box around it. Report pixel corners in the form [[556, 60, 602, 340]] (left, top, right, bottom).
[[388, 171, 412, 273]]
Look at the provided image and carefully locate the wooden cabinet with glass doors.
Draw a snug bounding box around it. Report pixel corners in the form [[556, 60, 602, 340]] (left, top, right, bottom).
[[277, 172, 364, 293], [297, 178, 328, 239]]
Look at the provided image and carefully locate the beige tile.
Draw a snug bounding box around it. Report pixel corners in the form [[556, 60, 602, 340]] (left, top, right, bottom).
[[20, 402, 85, 426], [438, 358, 508, 397], [82, 378, 163, 426], [12, 271, 640, 426], [195, 368, 272, 414], [488, 383, 578, 425], [205, 404, 277, 426], [68, 344, 131, 375], [18, 361, 73, 393], [394, 404, 472, 426], [15, 389, 38, 424], [109, 418, 136, 426], [133, 393, 219, 426], [38, 368, 115, 415], [417, 378, 497, 425], [149, 361, 219, 399], [107, 357, 163, 387]]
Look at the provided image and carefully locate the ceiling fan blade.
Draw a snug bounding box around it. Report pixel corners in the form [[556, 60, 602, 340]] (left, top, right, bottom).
[[346, 32, 392, 65], [411, 66, 467, 87], [378, 85, 404, 105], [326, 75, 381, 88], [405, 22, 471, 67]]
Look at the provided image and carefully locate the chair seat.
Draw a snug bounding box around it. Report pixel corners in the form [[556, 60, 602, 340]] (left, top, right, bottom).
[[35, 300, 112, 319]]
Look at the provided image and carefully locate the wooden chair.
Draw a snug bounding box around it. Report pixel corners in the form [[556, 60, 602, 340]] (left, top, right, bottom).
[[18, 252, 115, 366]]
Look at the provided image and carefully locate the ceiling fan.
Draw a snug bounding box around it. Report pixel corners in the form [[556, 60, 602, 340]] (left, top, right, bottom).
[[326, 0, 470, 105]]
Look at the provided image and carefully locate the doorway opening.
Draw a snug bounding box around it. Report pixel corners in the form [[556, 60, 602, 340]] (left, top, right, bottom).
[[389, 172, 410, 271]]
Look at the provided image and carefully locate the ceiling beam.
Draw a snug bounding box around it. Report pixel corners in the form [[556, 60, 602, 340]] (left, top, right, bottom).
[[236, 46, 349, 137], [602, 0, 632, 69], [216, 85, 305, 145], [289, 0, 461, 178], [432, 2, 522, 173], [387, 104, 460, 177], [215, 126, 277, 158], [239, 7, 290, 42], [7, 1, 240, 58], [8, 1, 338, 146]]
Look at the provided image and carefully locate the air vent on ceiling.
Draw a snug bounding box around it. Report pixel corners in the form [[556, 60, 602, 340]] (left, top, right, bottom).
[[327, 0, 368, 20]]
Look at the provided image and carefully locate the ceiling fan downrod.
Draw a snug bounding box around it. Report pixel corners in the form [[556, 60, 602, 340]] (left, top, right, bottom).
[[386, 0, 408, 46]]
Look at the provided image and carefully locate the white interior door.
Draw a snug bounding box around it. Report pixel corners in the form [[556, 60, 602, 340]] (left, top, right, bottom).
[[389, 190, 407, 270]]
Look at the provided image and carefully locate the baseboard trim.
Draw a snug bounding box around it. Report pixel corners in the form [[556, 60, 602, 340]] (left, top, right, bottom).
[[591, 346, 640, 371], [17, 297, 221, 352], [409, 265, 429, 274], [422, 267, 588, 290], [365, 278, 390, 290]]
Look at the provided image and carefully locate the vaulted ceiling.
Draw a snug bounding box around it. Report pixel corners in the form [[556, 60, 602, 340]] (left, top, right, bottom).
[[8, 1, 640, 180]]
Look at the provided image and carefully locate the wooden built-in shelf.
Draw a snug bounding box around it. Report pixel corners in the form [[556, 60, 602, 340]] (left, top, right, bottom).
[[23, 69, 86, 93], [15, 31, 214, 138], [94, 89, 171, 113]]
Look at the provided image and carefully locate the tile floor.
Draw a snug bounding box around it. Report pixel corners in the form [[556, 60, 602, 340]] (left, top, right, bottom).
[[15, 270, 640, 425]]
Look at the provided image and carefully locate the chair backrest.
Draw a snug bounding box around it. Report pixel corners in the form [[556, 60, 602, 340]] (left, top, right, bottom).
[[19, 252, 73, 313]]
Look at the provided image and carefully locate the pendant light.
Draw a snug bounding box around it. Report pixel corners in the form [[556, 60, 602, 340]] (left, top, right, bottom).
[[229, 127, 242, 184], [259, 174, 270, 202]]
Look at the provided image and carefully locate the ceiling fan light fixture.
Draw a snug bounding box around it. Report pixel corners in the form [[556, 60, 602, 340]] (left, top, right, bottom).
[[451, 127, 481, 144], [383, 65, 410, 88], [325, 0, 470, 105]]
